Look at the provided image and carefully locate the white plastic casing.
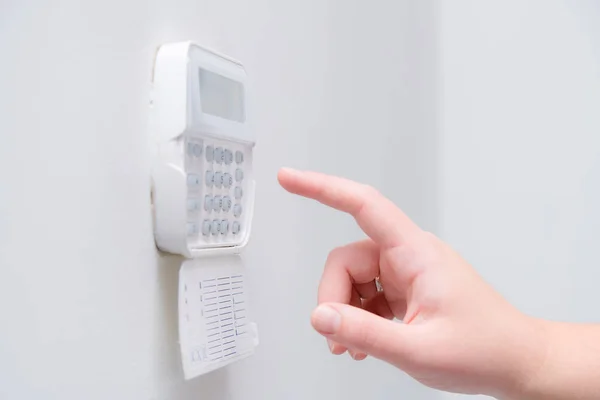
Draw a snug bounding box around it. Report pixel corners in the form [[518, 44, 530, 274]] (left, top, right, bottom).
[[151, 41, 255, 258], [150, 42, 259, 380], [178, 256, 258, 379]]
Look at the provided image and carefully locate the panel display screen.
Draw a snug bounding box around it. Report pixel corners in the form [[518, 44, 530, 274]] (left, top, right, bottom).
[[198, 68, 245, 122]]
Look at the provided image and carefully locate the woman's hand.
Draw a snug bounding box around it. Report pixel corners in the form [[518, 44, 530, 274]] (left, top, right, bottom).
[[278, 168, 547, 399]]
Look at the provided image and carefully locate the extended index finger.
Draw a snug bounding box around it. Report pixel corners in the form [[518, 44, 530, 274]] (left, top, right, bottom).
[[278, 168, 421, 248]]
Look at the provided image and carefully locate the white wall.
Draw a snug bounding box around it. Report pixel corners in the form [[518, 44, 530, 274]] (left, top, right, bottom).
[[438, 1, 600, 399], [5, 1, 597, 398], [0, 0, 434, 399]]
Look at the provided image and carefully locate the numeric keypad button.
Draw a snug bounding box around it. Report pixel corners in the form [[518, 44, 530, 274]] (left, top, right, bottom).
[[204, 195, 213, 212], [187, 174, 201, 188], [213, 195, 222, 212], [234, 187, 243, 199], [233, 204, 242, 218], [223, 173, 233, 188], [224, 149, 233, 165], [222, 196, 232, 212], [202, 220, 211, 236], [235, 151, 244, 164], [204, 170, 215, 187], [187, 222, 199, 236], [235, 168, 244, 182], [214, 147, 224, 164], [193, 144, 202, 157], [214, 171, 223, 188], [205, 170, 214, 187], [232, 221, 241, 235], [205, 145, 214, 162], [187, 199, 200, 212], [220, 219, 229, 235], [211, 220, 221, 236]]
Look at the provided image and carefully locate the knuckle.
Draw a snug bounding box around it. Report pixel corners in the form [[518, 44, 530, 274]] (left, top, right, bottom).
[[360, 184, 380, 198], [395, 243, 419, 265], [326, 246, 345, 264], [398, 231, 442, 264]]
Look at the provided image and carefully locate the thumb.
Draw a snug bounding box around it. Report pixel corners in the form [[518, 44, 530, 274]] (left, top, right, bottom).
[[311, 302, 415, 366]]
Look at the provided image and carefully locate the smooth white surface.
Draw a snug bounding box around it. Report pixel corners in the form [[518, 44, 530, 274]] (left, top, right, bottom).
[[178, 256, 258, 380], [438, 1, 600, 399], [0, 0, 433, 399]]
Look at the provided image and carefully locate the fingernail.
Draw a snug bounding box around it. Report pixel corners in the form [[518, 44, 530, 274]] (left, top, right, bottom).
[[312, 305, 341, 335], [352, 352, 367, 361], [328, 341, 347, 355], [327, 339, 335, 353]]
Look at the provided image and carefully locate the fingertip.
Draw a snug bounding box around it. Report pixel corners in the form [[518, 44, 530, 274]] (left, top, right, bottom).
[[325, 303, 414, 365], [312, 306, 347, 355], [278, 167, 300, 178], [277, 167, 288, 177], [349, 351, 368, 361], [279, 166, 298, 173], [311, 304, 342, 335], [326, 339, 334, 352], [277, 167, 301, 190], [328, 340, 347, 355], [276, 168, 286, 184]]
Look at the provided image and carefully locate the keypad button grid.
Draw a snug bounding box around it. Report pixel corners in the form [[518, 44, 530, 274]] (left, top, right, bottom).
[[184, 136, 249, 245]]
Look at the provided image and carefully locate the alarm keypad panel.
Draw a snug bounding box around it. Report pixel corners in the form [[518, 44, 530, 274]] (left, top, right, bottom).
[[185, 135, 252, 248], [151, 41, 258, 381], [151, 41, 255, 257]]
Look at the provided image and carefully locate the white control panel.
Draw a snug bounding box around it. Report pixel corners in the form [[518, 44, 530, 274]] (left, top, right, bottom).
[[150, 41, 258, 380], [151, 41, 255, 258]]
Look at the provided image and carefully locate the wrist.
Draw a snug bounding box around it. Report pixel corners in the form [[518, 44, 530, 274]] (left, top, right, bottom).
[[499, 316, 550, 400]]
